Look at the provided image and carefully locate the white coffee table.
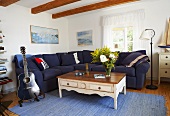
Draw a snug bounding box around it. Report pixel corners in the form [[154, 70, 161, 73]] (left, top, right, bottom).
[[57, 71, 126, 109]]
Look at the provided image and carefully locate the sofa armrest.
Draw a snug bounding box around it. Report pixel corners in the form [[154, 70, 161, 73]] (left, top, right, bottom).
[[135, 62, 150, 89], [15, 68, 44, 92]]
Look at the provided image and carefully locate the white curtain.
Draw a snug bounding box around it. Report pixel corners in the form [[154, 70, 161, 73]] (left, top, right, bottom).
[[102, 9, 147, 51]]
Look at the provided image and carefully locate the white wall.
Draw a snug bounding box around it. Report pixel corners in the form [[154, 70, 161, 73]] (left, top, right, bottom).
[[68, 0, 170, 80], [0, 4, 69, 91]]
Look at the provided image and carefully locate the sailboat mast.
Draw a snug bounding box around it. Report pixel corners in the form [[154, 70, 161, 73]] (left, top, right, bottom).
[[166, 18, 170, 46]]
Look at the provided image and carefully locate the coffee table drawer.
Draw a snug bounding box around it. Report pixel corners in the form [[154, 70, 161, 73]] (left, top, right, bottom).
[[89, 84, 112, 92], [60, 80, 78, 87]]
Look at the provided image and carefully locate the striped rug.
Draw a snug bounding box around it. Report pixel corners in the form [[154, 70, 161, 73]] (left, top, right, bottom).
[[10, 90, 166, 116]]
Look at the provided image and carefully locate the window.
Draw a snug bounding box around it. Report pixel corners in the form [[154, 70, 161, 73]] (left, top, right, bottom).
[[102, 10, 144, 51], [112, 26, 133, 52]]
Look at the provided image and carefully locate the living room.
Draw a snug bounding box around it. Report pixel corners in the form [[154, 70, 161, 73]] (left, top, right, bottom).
[[0, 0, 169, 115]]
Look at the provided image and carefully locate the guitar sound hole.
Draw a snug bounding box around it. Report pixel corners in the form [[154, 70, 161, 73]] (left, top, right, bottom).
[[23, 78, 30, 84]]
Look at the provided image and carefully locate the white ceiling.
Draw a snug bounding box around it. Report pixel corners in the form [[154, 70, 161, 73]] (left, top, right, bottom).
[[16, 0, 106, 14]]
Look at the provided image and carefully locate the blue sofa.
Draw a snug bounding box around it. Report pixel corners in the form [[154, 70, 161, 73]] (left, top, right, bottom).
[[13, 50, 150, 92]]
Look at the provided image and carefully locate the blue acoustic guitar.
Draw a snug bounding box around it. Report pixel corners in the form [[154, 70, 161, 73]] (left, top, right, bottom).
[[17, 46, 40, 107]]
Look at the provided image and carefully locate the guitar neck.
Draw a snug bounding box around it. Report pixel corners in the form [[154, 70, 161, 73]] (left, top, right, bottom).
[[23, 54, 29, 77]]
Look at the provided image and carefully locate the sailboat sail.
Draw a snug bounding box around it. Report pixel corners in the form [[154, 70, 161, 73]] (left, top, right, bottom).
[[166, 18, 170, 45], [158, 18, 170, 50]]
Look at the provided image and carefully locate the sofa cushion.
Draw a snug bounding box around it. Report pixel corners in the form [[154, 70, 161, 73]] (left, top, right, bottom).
[[115, 50, 147, 66], [56, 52, 68, 65], [115, 52, 131, 66], [34, 54, 43, 59], [115, 66, 135, 77], [20, 56, 40, 70], [82, 50, 93, 63], [91, 65, 115, 72], [53, 66, 74, 74], [61, 54, 76, 66], [43, 54, 60, 68], [68, 51, 84, 64], [73, 64, 98, 71], [122, 52, 145, 67], [134, 56, 149, 67], [73, 53, 80, 64], [42, 68, 62, 81], [34, 58, 49, 71]]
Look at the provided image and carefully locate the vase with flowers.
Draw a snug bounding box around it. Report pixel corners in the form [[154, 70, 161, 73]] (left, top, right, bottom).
[[91, 46, 119, 77]]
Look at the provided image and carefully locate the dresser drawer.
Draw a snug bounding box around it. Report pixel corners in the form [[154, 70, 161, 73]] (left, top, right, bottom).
[[89, 84, 112, 92], [160, 69, 170, 77], [60, 80, 78, 87], [160, 61, 170, 68], [160, 55, 170, 60]]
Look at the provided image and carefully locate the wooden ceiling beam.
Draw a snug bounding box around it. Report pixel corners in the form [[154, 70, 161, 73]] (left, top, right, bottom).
[[52, 0, 138, 19], [0, 0, 19, 7], [31, 0, 80, 14]]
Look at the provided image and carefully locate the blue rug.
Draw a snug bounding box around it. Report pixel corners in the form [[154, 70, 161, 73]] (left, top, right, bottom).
[[10, 90, 166, 116]]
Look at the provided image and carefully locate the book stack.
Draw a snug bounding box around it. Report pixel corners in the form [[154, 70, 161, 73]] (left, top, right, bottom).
[[0, 66, 7, 73], [0, 58, 7, 64], [94, 74, 105, 78], [0, 77, 12, 85]]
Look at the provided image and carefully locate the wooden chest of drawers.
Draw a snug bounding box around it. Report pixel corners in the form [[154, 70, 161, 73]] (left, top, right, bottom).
[[158, 53, 170, 84]]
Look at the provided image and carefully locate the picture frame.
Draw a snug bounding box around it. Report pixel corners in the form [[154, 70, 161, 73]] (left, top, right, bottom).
[[30, 25, 59, 44], [77, 30, 93, 46]]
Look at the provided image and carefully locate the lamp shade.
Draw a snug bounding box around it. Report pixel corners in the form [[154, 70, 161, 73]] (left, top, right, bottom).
[[139, 30, 151, 40]]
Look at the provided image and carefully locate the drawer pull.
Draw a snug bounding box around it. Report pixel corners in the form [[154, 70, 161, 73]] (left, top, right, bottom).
[[165, 63, 168, 65], [165, 71, 167, 73], [166, 56, 168, 58], [67, 83, 69, 85], [98, 87, 101, 90]]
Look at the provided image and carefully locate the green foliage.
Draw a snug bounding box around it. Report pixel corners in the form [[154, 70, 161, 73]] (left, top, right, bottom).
[[91, 46, 119, 69]]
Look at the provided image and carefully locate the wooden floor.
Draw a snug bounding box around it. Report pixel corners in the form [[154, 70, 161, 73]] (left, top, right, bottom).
[[1, 80, 170, 116]]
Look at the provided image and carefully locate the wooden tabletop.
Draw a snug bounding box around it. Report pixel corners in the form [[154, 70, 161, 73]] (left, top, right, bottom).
[[57, 70, 126, 84]]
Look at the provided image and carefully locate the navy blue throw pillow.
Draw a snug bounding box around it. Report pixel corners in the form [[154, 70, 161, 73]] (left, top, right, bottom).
[[61, 54, 76, 66], [122, 52, 146, 67], [43, 54, 60, 68], [83, 50, 93, 63]]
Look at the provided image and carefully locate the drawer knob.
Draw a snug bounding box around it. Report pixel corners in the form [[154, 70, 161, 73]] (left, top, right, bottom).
[[165, 71, 167, 73], [98, 87, 101, 90], [165, 63, 168, 65], [166, 56, 168, 58], [67, 83, 69, 85]]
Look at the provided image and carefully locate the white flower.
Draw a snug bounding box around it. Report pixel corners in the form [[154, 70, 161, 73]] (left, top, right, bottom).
[[100, 55, 108, 62], [109, 54, 115, 59]]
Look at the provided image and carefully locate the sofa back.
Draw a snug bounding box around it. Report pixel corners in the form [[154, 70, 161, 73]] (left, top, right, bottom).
[[115, 50, 147, 66], [13, 54, 40, 71], [13, 54, 32, 68], [13, 50, 94, 70]]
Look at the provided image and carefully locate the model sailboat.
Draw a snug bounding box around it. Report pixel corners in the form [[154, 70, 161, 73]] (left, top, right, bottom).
[[158, 18, 170, 51]]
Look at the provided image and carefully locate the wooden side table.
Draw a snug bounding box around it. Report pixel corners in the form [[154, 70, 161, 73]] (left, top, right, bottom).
[[158, 52, 170, 84]]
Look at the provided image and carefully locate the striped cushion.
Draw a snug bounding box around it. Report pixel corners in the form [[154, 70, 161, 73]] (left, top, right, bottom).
[[34, 58, 49, 70], [122, 52, 148, 67]]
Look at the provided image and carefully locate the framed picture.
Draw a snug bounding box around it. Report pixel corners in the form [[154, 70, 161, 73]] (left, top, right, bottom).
[[77, 30, 93, 46], [30, 25, 59, 44]]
